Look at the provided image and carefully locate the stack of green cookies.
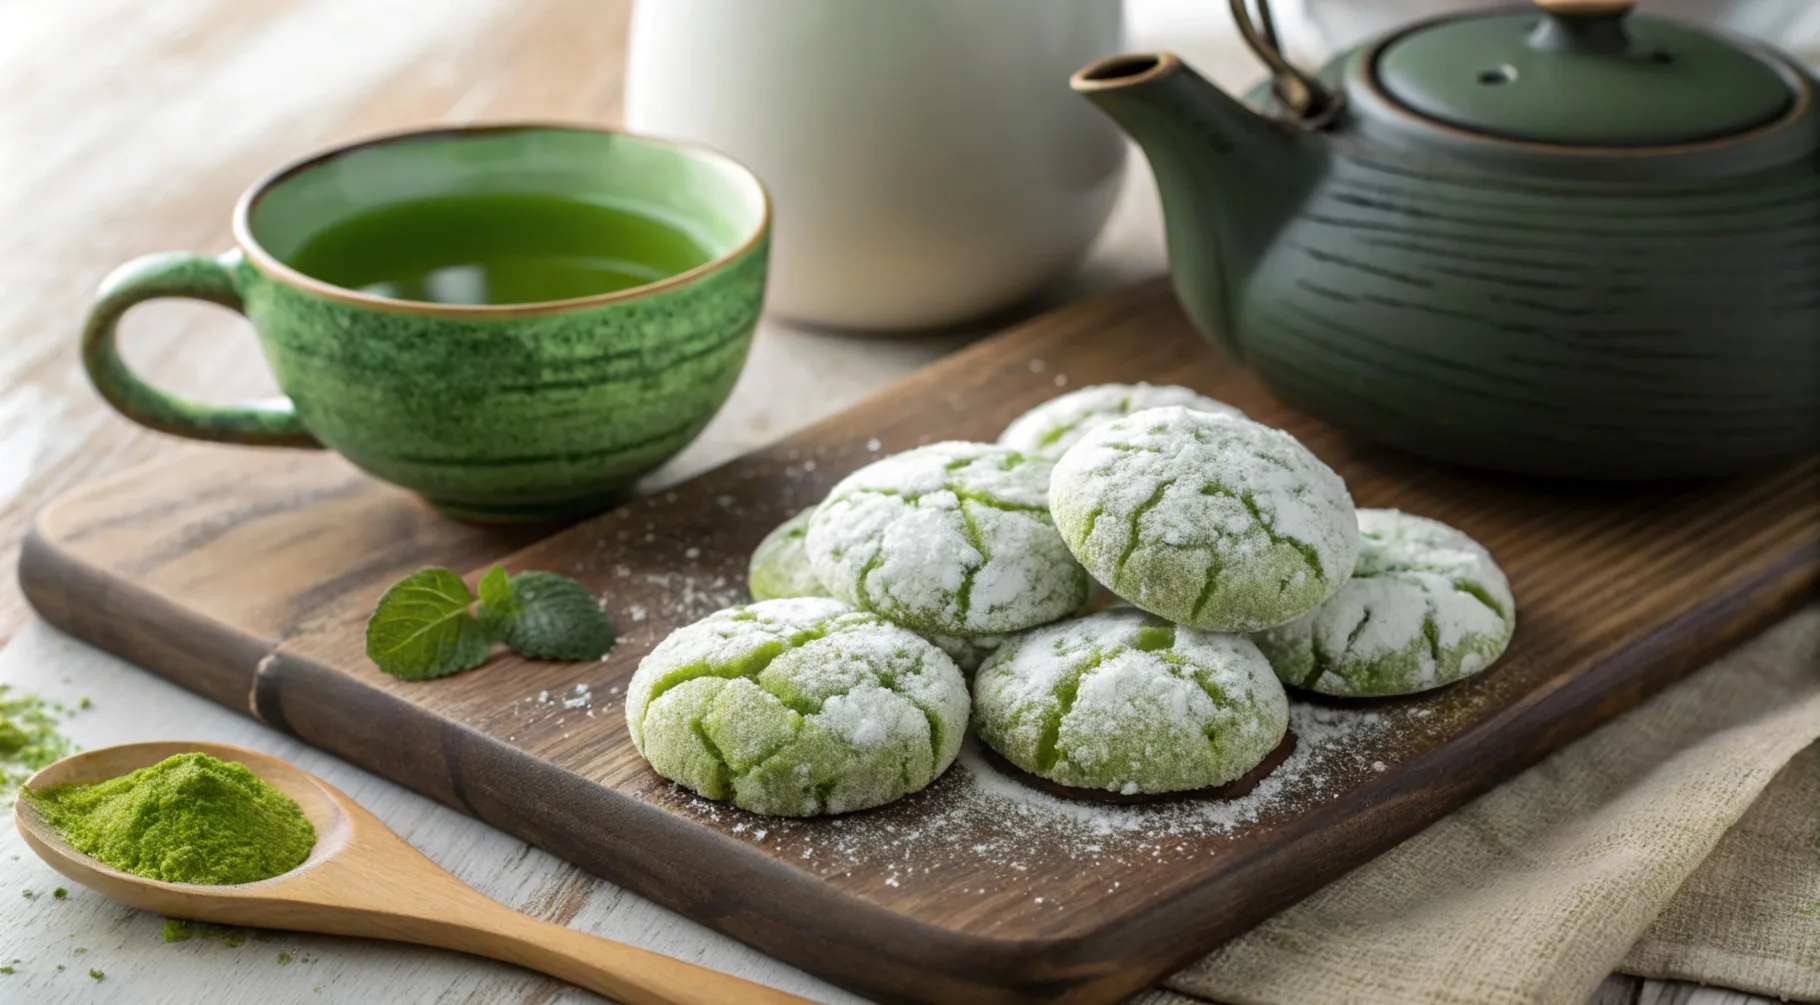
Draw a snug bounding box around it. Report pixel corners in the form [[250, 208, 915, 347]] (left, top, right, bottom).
[[627, 383, 1517, 815]]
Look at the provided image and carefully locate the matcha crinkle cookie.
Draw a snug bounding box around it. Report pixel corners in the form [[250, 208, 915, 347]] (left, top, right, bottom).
[[973, 609, 1289, 794], [747, 506, 828, 601], [627, 598, 970, 816], [746, 505, 1005, 668], [1050, 407, 1359, 633], [1254, 509, 1515, 697], [999, 382, 1245, 460], [806, 441, 1089, 637]]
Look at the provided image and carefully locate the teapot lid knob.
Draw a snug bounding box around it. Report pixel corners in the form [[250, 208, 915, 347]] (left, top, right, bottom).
[[1529, 0, 1636, 55], [1532, 0, 1635, 16]]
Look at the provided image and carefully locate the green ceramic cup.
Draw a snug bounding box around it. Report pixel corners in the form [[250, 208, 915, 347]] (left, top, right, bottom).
[[81, 124, 770, 520]]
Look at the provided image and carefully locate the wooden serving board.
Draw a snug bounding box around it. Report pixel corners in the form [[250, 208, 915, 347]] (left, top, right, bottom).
[[19, 280, 1819, 1005]]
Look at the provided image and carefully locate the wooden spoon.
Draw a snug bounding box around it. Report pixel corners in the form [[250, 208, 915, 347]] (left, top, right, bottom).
[[13, 741, 815, 1005]]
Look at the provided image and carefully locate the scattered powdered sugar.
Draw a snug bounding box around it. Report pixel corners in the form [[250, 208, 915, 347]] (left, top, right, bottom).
[[958, 701, 1386, 839], [508, 681, 609, 731], [1050, 407, 1359, 634], [805, 442, 1089, 636], [997, 383, 1247, 461], [664, 700, 1394, 882], [632, 570, 744, 629]]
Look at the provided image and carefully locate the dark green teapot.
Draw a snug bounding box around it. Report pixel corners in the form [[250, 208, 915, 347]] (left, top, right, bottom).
[[1073, 0, 1818, 479]]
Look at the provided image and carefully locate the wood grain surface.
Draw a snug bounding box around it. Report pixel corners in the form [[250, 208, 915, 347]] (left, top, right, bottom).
[[21, 279, 1818, 1004], [3, 1, 1805, 1001]]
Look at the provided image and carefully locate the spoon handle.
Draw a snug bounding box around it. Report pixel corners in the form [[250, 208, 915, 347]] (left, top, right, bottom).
[[406, 895, 819, 1005]]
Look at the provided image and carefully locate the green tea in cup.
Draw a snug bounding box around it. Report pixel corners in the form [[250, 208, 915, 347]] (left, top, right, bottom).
[[285, 193, 716, 306], [80, 124, 770, 520]]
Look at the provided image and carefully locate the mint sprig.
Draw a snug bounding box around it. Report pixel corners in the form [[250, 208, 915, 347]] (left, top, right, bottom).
[[479, 572, 616, 661], [365, 566, 614, 679], [475, 565, 518, 629], [364, 569, 492, 680]]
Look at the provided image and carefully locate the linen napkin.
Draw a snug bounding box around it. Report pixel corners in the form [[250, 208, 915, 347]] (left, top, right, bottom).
[[1622, 741, 1820, 999], [1145, 606, 1820, 1005]]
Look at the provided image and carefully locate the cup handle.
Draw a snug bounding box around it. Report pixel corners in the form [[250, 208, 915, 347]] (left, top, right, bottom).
[[81, 250, 321, 448]]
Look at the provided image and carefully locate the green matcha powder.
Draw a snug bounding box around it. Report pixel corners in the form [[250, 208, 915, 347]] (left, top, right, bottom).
[[0, 685, 76, 789], [29, 753, 316, 885]]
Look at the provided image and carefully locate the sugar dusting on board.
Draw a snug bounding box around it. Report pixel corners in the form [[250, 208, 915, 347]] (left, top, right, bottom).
[[661, 701, 1394, 899]]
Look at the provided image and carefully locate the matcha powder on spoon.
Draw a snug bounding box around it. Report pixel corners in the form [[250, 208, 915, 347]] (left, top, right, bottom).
[[28, 753, 315, 885]]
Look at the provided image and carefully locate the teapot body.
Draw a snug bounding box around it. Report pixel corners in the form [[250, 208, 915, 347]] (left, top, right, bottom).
[[1219, 42, 1820, 479], [1231, 149, 1819, 478]]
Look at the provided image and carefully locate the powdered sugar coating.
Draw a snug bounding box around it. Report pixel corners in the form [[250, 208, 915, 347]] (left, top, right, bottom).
[[748, 506, 828, 601], [627, 598, 971, 816], [806, 441, 1089, 637], [1254, 509, 1515, 697], [1049, 407, 1359, 633], [973, 609, 1288, 794], [999, 383, 1246, 460]]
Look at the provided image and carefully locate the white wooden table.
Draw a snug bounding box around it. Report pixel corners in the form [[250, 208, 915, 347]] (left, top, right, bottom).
[[0, 1, 1789, 1001]]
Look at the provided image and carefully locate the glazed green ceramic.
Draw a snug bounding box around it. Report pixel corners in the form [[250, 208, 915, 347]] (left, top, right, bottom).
[[1072, 0, 1820, 479], [81, 125, 770, 519]]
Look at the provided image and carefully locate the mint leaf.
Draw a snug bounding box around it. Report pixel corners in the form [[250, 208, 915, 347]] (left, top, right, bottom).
[[365, 568, 491, 680], [482, 572, 614, 661], [475, 565, 518, 639]]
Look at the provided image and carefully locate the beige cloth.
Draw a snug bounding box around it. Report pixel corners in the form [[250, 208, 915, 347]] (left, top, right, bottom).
[[1150, 606, 1820, 1005], [1622, 742, 1820, 999]]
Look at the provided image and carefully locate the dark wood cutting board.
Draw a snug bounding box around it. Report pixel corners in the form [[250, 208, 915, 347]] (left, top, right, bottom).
[[20, 280, 1819, 1005]]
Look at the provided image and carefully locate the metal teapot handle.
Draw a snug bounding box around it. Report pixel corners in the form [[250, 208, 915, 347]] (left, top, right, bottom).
[[1228, 0, 1341, 128]]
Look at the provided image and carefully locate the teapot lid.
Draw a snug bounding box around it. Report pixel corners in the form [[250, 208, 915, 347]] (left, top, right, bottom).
[[1374, 0, 1796, 147]]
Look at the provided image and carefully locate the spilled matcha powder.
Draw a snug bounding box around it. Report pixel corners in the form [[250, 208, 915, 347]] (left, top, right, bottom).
[[29, 753, 315, 885], [0, 685, 76, 789], [162, 919, 258, 946]]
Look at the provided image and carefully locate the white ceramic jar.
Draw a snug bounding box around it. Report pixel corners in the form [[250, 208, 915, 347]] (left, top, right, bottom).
[[626, 0, 1126, 330]]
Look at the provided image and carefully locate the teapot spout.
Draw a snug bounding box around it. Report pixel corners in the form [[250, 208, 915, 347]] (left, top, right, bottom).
[[1072, 52, 1325, 354]]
